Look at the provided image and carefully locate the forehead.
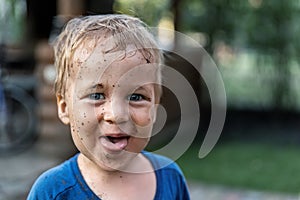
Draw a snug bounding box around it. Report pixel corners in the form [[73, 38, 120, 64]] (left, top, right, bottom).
[[71, 29, 160, 68], [71, 40, 157, 85], [72, 34, 114, 67]]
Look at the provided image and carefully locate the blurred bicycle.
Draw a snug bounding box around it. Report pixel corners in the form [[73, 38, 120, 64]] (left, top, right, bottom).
[[0, 46, 38, 155]]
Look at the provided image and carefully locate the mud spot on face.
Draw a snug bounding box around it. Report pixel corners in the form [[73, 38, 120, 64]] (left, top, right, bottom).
[[81, 122, 84, 126], [104, 153, 110, 159]]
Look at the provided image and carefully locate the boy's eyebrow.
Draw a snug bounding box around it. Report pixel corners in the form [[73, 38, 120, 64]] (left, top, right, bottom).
[[134, 85, 154, 93], [90, 83, 104, 89]]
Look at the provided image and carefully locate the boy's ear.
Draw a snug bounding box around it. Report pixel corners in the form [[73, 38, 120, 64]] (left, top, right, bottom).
[[56, 94, 70, 125]]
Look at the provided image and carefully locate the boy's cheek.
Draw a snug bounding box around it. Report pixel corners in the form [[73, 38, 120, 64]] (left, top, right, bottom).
[[68, 106, 99, 132], [130, 108, 155, 127], [127, 138, 149, 153], [130, 110, 156, 140]]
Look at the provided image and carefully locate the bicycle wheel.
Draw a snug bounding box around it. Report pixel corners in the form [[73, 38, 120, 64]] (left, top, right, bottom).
[[0, 83, 37, 154]]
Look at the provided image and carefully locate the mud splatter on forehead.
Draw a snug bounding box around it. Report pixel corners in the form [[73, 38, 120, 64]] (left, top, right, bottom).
[[53, 14, 163, 97]]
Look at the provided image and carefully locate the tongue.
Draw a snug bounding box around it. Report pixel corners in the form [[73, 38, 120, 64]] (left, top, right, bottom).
[[100, 136, 129, 151], [111, 137, 128, 149]]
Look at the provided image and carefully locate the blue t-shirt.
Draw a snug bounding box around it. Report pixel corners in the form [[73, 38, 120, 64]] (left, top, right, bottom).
[[27, 152, 190, 200]]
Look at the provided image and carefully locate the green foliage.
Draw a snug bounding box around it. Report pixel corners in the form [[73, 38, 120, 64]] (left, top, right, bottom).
[[179, 0, 300, 110], [244, 1, 294, 52], [0, 0, 27, 44], [177, 142, 300, 193], [180, 0, 240, 51], [181, 0, 299, 52], [114, 0, 170, 26]]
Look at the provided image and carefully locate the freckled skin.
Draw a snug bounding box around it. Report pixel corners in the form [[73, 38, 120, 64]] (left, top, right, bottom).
[[58, 42, 159, 172]]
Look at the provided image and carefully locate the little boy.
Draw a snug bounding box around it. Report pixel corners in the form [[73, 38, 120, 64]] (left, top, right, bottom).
[[27, 14, 190, 200]]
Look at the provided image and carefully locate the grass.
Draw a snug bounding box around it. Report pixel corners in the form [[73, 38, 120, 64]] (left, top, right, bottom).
[[176, 141, 300, 194]]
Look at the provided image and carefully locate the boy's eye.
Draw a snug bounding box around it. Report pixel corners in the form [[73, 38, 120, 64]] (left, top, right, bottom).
[[128, 94, 145, 101], [89, 93, 105, 100]]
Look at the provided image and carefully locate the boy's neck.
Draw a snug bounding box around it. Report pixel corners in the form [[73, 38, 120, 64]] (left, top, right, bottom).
[[77, 152, 156, 199], [77, 152, 154, 178]]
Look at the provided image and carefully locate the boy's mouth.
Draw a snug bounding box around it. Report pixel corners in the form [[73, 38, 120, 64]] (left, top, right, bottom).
[[106, 135, 130, 144], [100, 134, 130, 152]]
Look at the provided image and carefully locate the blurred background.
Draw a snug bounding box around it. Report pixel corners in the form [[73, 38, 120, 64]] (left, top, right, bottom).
[[1, 0, 300, 199]]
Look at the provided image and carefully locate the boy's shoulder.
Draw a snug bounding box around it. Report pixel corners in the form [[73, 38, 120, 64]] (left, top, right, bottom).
[[27, 154, 79, 199], [143, 151, 190, 200], [142, 151, 183, 174]]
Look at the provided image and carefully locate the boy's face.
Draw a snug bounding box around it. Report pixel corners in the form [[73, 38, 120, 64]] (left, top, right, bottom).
[[58, 41, 158, 171]]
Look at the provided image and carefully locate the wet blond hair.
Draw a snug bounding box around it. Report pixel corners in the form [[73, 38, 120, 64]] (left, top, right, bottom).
[[53, 14, 163, 102]]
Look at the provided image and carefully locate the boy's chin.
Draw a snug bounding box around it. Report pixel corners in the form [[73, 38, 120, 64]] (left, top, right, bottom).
[[91, 151, 141, 172]]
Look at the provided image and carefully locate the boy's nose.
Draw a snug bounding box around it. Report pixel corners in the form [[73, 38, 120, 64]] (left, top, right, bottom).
[[101, 101, 129, 124]]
